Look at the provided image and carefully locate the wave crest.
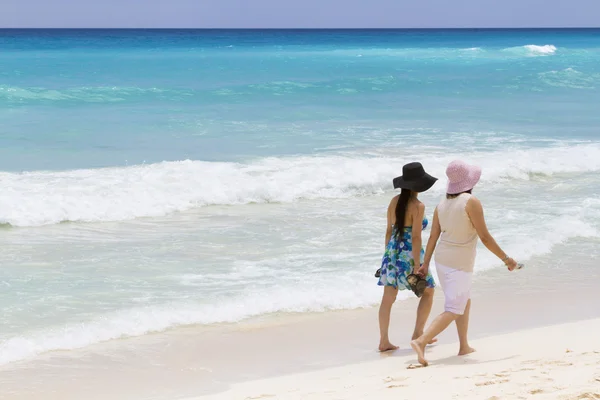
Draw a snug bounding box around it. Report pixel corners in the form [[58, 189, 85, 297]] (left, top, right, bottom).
[[539, 68, 599, 90], [525, 44, 557, 55], [0, 85, 174, 103], [502, 44, 558, 56], [2, 143, 600, 227]]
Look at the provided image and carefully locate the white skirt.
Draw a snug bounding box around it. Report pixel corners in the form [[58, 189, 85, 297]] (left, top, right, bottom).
[[435, 262, 473, 315]]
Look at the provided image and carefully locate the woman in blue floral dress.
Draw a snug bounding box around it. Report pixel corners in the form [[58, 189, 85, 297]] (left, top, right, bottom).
[[377, 162, 438, 352]]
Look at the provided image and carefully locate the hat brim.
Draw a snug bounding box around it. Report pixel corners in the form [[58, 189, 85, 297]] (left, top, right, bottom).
[[470, 166, 482, 190], [446, 165, 482, 194], [393, 173, 438, 192]]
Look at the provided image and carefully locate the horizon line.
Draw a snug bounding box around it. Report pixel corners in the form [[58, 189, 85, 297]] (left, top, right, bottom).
[[1, 26, 599, 30]]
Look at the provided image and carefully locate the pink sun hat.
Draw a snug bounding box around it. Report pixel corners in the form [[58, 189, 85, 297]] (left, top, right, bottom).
[[446, 160, 482, 195]]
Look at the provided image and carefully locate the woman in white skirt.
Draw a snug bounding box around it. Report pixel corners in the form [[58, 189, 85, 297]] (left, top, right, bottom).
[[410, 160, 519, 366]]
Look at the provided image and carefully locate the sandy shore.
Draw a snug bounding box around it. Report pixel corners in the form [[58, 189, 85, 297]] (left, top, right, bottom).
[[194, 318, 600, 400]]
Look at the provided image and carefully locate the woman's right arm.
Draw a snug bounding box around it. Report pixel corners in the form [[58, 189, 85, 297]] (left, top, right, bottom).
[[466, 197, 517, 271]]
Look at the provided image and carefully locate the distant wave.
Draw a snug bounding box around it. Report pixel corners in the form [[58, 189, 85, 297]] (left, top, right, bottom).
[[525, 44, 557, 55], [503, 44, 558, 56], [2, 143, 600, 227], [539, 68, 599, 89], [295, 45, 562, 59], [0, 85, 182, 103], [0, 43, 569, 105]]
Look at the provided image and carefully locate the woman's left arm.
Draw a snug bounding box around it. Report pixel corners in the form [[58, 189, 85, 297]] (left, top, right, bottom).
[[418, 207, 440, 277], [384, 198, 395, 249], [411, 202, 425, 271]]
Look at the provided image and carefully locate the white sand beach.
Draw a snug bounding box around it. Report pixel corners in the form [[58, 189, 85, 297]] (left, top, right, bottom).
[[195, 318, 600, 400]]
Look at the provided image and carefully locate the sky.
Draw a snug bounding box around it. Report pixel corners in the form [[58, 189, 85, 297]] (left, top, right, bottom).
[[1, 0, 599, 28]]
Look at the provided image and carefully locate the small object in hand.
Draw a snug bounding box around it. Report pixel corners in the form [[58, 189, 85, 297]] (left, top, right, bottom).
[[516, 263, 524, 269], [375, 268, 381, 278], [406, 274, 427, 298]]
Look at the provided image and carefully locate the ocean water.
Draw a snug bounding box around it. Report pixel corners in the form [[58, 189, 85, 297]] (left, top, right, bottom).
[[1, 29, 600, 366]]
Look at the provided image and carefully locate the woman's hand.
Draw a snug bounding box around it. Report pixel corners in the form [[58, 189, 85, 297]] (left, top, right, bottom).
[[416, 262, 429, 277], [504, 257, 518, 271]]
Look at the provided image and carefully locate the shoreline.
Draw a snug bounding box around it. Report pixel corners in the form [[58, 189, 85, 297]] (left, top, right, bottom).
[[2, 234, 597, 370], [2, 239, 599, 399]]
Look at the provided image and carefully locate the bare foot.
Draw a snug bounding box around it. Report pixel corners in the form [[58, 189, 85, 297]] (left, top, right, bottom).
[[410, 340, 428, 366], [458, 347, 476, 356], [379, 342, 399, 352], [412, 334, 437, 345]]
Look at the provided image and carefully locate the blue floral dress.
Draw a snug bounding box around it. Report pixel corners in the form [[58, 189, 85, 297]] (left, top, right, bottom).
[[377, 218, 436, 290]]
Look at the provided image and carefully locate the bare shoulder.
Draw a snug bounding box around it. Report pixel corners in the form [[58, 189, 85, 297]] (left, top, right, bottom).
[[387, 195, 400, 212], [414, 199, 425, 214], [466, 195, 483, 212], [407, 198, 425, 216]]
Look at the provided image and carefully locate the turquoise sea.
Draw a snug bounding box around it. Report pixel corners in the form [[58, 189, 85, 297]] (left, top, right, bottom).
[[1, 29, 600, 366]]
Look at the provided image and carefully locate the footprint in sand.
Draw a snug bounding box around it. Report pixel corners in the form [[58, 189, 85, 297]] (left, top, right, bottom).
[[521, 359, 573, 367], [386, 384, 407, 389], [544, 360, 574, 367], [529, 389, 545, 395], [383, 376, 408, 383], [572, 393, 600, 400], [581, 351, 600, 356], [475, 379, 509, 387]]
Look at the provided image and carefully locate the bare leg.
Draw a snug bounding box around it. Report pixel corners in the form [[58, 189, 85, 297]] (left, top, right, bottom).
[[378, 286, 399, 352], [411, 288, 437, 344], [411, 311, 459, 366], [456, 299, 475, 355]]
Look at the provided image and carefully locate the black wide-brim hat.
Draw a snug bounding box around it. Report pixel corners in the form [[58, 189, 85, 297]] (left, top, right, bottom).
[[393, 162, 438, 192]]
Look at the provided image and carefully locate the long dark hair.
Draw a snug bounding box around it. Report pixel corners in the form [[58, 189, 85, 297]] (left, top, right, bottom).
[[394, 188, 412, 239]]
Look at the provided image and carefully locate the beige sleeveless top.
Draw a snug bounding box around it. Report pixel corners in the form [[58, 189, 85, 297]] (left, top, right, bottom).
[[434, 193, 478, 272]]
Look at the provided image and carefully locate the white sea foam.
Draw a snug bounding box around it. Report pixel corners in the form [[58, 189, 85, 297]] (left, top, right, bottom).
[[0, 85, 175, 103], [539, 68, 599, 89], [1, 200, 597, 366], [2, 143, 600, 227], [0, 270, 380, 365], [1, 177, 598, 366], [524, 44, 557, 55], [501, 44, 558, 57], [2, 202, 597, 366]]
